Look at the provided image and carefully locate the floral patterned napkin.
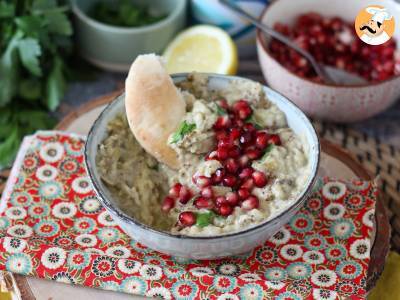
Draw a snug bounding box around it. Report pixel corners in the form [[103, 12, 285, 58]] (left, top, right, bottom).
[[0, 131, 376, 299]]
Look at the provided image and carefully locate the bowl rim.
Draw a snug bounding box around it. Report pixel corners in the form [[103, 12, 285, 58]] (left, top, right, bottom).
[[256, 0, 400, 89], [71, 0, 186, 33], [84, 73, 321, 241]]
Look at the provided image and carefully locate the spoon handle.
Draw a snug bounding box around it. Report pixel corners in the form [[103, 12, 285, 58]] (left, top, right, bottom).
[[219, 0, 334, 84]]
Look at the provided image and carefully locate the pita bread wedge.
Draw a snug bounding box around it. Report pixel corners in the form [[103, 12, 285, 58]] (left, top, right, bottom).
[[125, 54, 185, 170]]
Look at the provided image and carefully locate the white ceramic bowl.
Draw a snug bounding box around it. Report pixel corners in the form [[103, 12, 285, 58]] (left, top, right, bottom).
[[85, 73, 320, 259], [256, 0, 400, 123]]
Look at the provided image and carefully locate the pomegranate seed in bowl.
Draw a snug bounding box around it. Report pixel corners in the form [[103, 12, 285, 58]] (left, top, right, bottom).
[[161, 196, 175, 212], [194, 197, 214, 209], [252, 171, 268, 188], [201, 186, 214, 199], [169, 183, 182, 198], [217, 204, 233, 216], [241, 196, 260, 211], [179, 211, 196, 227]]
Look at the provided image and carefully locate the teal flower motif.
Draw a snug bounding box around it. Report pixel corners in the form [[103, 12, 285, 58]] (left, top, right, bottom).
[[28, 203, 50, 219], [10, 192, 32, 207], [212, 275, 237, 293], [330, 219, 355, 240], [164, 266, 185, 279], [0, 217, 10, 230], [120, 276, 146, 295], [336, 261, 362, 279], [289, 213, 314, 233], [265, 267, 287, 281], [6, 253, 32, 275], [101, 281, 119, 291], [38, 181, 63, 200], [97, 227, 120, 243], [14, 174, 25, 189], [67, 250, 90, 270], [287, 262, 312, 280], [326, 244, 347, 261], [171, 280, 199, 300], [34, 220, 60, 237], [73, 217, 96, 233], [275, 292, 302, 300], [304, 234, 327, 250], [239, 283, 264, 300], [64, 142, 83, 157]]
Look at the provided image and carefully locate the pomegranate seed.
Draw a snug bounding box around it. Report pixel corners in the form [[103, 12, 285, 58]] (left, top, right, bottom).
[[246, 148, 262, 160], [225, 158, 239, 173], [214, 115, 231, 129], [226, 192, 239, 206], [268, 134, 282, 145], [238, 155, 250, 167], [201, 186, 214, 199], [228, 146, 241, 158], [241, 196, 259, 210], [239, 132, 252, 145], [179, 211, 196, 226], [229, 128, 241, 140], [161, 196, 175, 212], [215, 196, 228, 207], [215, 130, 228, 141], [255, 132, 269, 149], [233, 119, 244, 128], [252, 171, 268, 188], [239, 167, 253, 179], [217, 147, 229, 160], [212, 168, 225, 184], [194, 197, 214, 209], [217, 204, 233, 216], [178, 186, 192, 204], [169, 183, 182, 198], [241, 178, 254, 190], [243, 123, 256, 133], [193, 175, 212, 188], [223, 174, 237, 187], [218, 138, 233, 149], [217, 99, 229, 109], [238, 188, 250, 200], [233, 100, 252, 120]]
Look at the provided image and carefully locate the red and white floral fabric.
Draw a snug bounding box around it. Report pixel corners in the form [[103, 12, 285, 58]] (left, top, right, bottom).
[[0, 132, 376, 300]]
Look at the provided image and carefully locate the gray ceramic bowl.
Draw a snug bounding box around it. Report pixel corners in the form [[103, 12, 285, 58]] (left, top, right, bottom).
[[85, 74, 320, 259], [72, 0, 187, 72]]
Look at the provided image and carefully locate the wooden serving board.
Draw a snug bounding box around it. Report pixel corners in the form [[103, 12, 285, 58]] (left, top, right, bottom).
[[10, 92, 390, 300]]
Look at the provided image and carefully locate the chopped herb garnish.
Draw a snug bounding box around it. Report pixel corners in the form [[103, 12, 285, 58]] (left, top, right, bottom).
[[215, 104, 227, 116], [195, 211, 215, 228], [261, 144, 274, 161], [246, 114, 263, 130], [170, 121, 196, 144]]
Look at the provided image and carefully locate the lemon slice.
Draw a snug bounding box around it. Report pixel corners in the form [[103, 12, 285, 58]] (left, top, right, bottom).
[[163, 25, 238, 75]]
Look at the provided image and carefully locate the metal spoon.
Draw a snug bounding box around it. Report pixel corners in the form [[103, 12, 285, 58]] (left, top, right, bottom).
[[219, 0, 367, 85]]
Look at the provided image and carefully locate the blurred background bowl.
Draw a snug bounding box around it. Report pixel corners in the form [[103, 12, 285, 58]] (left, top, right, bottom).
[[191, 0, 269, 58], [72, 0, 186, 72], [256, 0, 400, 123]]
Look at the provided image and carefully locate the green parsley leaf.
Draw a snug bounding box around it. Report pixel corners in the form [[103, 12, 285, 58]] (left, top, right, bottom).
[[246, 114, 263, 130], [15, 16, 43, 36], [32, 0, 57, 12], [45, 11, 72, 36], [0, 125, 20, 169], [215, 104, 227, 116], [18, 37, 42, 76], [0, 33, 21, 106], [170, 121, 196, 144], [44, 56, 66, 111], [0, 1, 15, 18], [261, 144, 274, 161], [196, 211, 215, 228]]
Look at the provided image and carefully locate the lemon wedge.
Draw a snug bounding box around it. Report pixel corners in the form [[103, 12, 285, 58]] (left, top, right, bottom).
[[163, 25, 238, 75]]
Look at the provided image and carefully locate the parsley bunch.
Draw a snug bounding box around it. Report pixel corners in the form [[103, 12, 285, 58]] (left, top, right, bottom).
[[0, 0, 72, 168]]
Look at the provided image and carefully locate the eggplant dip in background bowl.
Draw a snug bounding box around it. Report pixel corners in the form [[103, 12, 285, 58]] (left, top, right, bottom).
[[85, 73, 320, 259]]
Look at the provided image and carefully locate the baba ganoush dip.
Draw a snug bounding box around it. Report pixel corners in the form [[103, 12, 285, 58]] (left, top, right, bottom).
[[96, 74, 311, 236]]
